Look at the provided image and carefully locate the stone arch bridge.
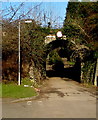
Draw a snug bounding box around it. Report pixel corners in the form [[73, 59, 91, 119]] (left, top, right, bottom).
[[43, 35, 96, 85]]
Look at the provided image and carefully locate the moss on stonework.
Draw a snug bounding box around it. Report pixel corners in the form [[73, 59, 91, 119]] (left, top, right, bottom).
[[81, 60, 96, 85]]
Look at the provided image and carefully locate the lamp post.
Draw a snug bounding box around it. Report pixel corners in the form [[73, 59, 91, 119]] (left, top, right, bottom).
[[18, 20, 32, 85]]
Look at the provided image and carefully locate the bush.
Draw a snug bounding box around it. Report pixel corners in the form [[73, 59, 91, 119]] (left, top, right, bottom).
[[2, 19, 48, 83], [48, 49, 63, 65], [48, 49, 64, 71]]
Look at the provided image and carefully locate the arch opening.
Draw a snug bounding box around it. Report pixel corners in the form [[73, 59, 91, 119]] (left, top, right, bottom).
[[45, 39, 81, 82]]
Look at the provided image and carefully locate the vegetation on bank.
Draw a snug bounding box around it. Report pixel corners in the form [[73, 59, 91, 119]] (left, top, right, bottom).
[[2, 19, 49, 83], [2, 17, 59, 83], [63, 2, 98, 52], [63, 1, 98, 84]]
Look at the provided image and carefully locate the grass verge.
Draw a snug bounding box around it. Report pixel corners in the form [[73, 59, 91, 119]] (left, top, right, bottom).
[[0, 83, 37, 98]]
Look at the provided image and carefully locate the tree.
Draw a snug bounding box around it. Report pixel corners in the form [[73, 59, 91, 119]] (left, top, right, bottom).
[[63, 2, 98, 85], [63, 2, 98, 50], [2, 2, 50, 83]]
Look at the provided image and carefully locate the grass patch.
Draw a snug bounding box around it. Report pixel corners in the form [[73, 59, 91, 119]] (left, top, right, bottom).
[[80, 82, 96, 88], [0, 83, 37, 98], [21, 77, 39, 88], [68, 61, 75, 65], [0, 84, 2, 97], [21, 77, 33, 86]]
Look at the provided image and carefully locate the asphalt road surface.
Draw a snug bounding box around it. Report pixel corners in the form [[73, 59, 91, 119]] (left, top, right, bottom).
[[2, 77, 96, 118]]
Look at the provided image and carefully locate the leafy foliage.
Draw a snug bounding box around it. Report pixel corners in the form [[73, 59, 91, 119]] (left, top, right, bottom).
[[48, 49, 64, 71], [2, 20, 18, 53], [63, 2, 98, 50], [63, 2, 98, 85], [48, 49, 63, 65], [2, 19, 49, 82]]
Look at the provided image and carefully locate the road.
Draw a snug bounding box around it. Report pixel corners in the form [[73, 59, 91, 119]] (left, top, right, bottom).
[[2, 77, 96, 118]]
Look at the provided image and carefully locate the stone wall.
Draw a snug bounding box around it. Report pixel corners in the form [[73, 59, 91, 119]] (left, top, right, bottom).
[[2, 53, 43, 84], [81, 60, 96, 85]]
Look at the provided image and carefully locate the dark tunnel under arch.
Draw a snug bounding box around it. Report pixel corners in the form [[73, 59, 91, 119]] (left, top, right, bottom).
[[44, 39, 81, 82]]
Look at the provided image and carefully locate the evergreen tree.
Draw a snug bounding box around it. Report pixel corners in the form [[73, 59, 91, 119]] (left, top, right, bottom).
[[63, 2, 98, 50]]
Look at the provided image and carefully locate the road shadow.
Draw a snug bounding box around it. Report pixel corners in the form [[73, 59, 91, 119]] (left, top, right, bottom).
[[46, 66, 81, 82]]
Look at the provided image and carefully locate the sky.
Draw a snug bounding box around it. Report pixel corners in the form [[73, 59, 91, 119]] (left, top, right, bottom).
[[2, 2, 68, 28]]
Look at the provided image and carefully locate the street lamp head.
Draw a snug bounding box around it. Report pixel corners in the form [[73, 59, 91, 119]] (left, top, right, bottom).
[[56, 31, 63, 38]]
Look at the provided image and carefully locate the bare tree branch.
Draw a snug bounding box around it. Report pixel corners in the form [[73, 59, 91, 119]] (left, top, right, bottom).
[[9, 2, 24, 22]]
